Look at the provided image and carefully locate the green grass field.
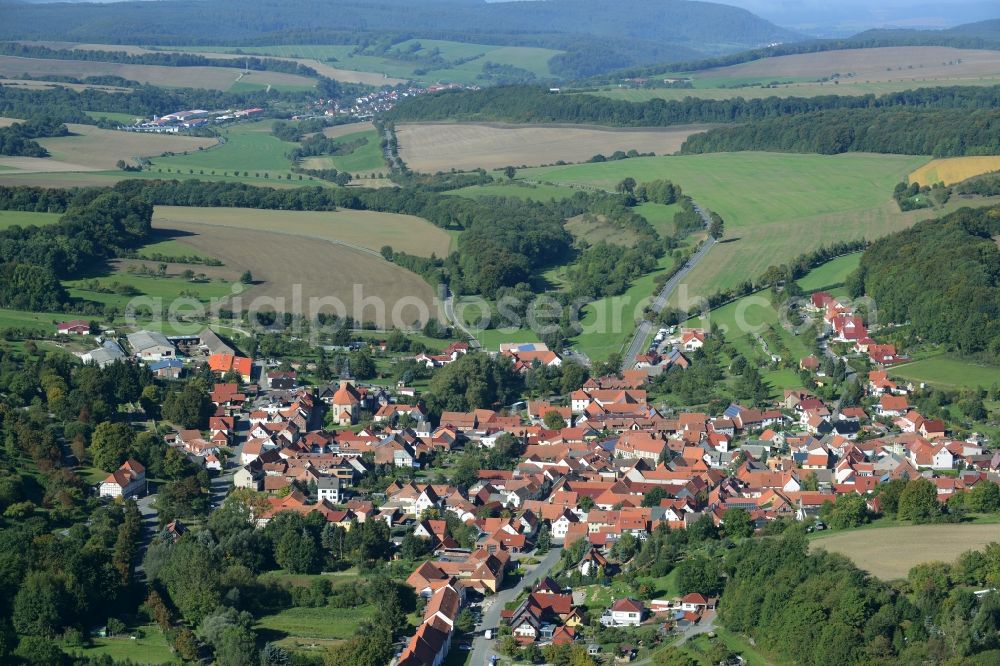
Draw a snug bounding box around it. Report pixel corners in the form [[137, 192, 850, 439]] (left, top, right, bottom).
[[69, 625, 174, 664], [65, 273, 234, 309], [573, 254, 676, 361], [635, 201, 681, 238], [888, 354, 1000, 390], [255, 604, 373, 651], [795, 252, 861, 294], [302, 129, 385, 175], [0, 210, 62, 229], [136, 236, 213, 262], [0, 307, 92, 331], [84, 110, 143, 124], [149, 121, 296, 177], [520, 152, 931, 298]]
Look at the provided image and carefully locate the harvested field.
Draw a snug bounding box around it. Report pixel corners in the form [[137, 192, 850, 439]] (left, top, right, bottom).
[[322, 121, 375, 139], [0, 156, 100, 172], [0, 55, 317, 91], [0, 77, 131, 92], [811, 523, 1000, 580], [396, 122, 712, 172], [35, 124, 217, 169], [152, 206, 451, 257], [20, 41, 403, 86], [0, 117, 20, 128], [696, 46, 1000, 84], [153, 218, 439, 323], [909, 156, 1000, 186]]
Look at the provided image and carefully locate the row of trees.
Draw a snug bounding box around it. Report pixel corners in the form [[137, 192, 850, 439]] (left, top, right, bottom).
[[681, 107, 1000, 157], [386, 83, 1000, 129]]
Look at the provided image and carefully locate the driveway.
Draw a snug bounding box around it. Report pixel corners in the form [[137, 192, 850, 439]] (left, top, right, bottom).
[[468, 547, 563, 665]]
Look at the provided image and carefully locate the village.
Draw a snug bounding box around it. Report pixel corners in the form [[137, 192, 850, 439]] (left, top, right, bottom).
[[64, 284, 995, 666]]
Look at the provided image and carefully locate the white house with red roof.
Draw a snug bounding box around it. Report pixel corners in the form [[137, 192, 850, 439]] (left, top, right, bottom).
[[99, 459, 146, 498], [57, 320, 90, 335]]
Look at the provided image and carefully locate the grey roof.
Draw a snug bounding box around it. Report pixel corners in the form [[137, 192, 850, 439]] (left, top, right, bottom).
[[317, 477, 341, 488], [198, 327, 234, 356], [126, 330, 172, 352], [84, 341, 126, 367]]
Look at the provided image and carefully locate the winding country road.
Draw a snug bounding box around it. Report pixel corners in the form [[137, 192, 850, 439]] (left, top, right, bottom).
[[620, 203, 716, 372]]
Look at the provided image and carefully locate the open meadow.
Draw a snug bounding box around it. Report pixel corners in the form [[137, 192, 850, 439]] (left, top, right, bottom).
[[519, 152, 950, 299], [396, 122, 712, 172], [811, 523, 1000, 580], [152, 205, 451, 257], [164, 39, 560, 85], [0, 76, 132, 92], [0, 210, 62, 229], [888, 354, 1000, 390], [0, 55, 317, 91], [909, 156, 1000, 186], [301, 128, 385, 175]]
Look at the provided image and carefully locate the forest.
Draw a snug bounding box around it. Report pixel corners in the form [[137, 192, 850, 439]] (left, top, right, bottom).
[[850, 205, 1000, 359], [679, 107, 1000, 157], [385, 83, 1000, 128], [0, 0, 797, 79], [0, 118, 70, 157], [716, 532, 1000, 665], [0, 189, 153, 310]]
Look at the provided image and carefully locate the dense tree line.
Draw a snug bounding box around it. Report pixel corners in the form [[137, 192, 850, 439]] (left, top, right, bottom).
[[289, 133, 371, 162], [681, 107, 1000, 157], [567, 242, 656, 299], [386, 83, 1000, 128], [956, 172, 1000, 196], [850, 205, 1000, 358], [0, 118, 70, 157], [719, 533, 1000, 664]]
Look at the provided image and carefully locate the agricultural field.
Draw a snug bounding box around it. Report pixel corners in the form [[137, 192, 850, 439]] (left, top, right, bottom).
[[888, 354, 1000, 390], [590, 75, 1000, 103], [694, 46, 1000, 85], [395, 122, 710, 172], [148, 121, 291, 175], [171, 39, 561, 85], [37, 124, 217, 170], [811, 523, 1000, 580], [0, 209, 61, 229], [0, 77, 132, 92], [150, 218, 438, 323], [909, 155, 1000, 186], [519, 152, 942, 299], [152, 206, 450, 257], [0, 55, 318, 91], [135, 234, 214, 262], [322, 121, 375, 139], [301, 129, 386, 175]]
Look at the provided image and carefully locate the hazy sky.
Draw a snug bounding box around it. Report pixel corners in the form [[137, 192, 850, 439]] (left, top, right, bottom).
[[720, 0, 999, 34]]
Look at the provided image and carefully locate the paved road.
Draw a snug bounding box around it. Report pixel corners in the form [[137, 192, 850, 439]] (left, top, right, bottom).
[[468, 547, 563, 665], [620, 204, 717, 372], [443, 289, 482, 349]]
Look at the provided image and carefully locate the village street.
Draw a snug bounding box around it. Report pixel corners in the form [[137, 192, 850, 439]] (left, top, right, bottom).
[[469, 547, 564, 665]]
